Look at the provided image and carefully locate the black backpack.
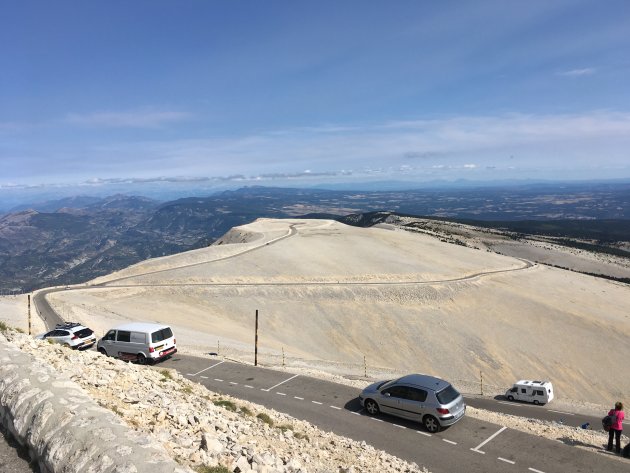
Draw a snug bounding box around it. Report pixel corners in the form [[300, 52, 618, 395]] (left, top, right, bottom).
[[623, 443, 630, 458], [602, 414, 615, 431]]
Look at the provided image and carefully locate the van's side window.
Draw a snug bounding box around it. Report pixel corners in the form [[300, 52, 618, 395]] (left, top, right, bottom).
[[103, 330, 116, 341], [117, 331, 131, 343], [130, 332, 145, 343], [521, 389, 527, 394]]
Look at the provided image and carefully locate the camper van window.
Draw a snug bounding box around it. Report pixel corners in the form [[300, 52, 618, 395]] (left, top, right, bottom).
[[117, 331, 131, 343], [521, 389, 527, 394], [535, 390, 544, 396]]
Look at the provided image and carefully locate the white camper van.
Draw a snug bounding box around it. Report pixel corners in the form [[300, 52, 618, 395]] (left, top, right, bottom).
[[505, 380, 554, 405], [97, 322, 176, 364]]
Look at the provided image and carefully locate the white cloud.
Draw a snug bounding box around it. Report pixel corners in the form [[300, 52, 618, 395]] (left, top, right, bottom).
[[558, 68, 596, 77], [65, 110, 192, 128]]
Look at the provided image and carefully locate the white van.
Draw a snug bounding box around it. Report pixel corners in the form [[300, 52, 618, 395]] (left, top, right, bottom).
[[505, 380, 554, 405], [97, 322, 176, 364]]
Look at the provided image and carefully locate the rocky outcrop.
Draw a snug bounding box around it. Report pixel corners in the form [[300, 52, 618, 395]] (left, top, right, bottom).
[[2, 329, 427, 473], [0, 332, 190, 473]]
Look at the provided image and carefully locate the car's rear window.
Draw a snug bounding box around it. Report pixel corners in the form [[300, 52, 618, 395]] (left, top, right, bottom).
[[75, 328, 94, 338], [436, 385, 460, 405], [151, 327, 173, 343]]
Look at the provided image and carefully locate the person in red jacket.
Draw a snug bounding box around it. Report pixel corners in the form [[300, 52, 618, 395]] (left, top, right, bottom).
[[607, 401, 625, 454]]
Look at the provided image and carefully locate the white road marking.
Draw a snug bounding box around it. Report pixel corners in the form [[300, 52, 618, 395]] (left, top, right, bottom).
[[547, 409, 574, 416], [263, 374, 299, 392], [371, 418, 384, 422], [351, 411, 361, 416], [244, 385, 254, 389], [443, 439, 457, 445], [189, 361, 225, 376], [294, 396, 304, 400], [471, 426, 507, 454], [497, 401, 524, 407], [498, 457, 515, 465], [417, 431, 432, 437], [528, 468, 546, 473], [186, 373, 194, 376], [312, 400, 323, 405], [277, 392, 287, 396], [393, 424, 406, 429], [229, 382, 238, 385], [200, 376, 208, 379], [214, 378, 224, 382], [330, 406, 342, 410]]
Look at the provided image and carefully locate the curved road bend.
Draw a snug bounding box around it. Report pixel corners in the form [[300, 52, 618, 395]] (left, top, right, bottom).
[[158, 354, 623, 473]]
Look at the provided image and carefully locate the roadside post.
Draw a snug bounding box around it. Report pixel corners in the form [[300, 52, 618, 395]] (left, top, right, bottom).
[[254, 309, 259, 366], [28, 294, 31, 335]]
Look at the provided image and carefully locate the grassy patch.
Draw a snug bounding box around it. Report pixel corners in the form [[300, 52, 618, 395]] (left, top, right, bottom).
[[0, 321, 9, 332], [278, 423, 293, 433], [213, 399, 237, 412], [160, 369, 173, 381], [194, 466, 230, 473], [240, 406, 253, 416], [181, 385, 193, 394], [256, 412, 274, 426]]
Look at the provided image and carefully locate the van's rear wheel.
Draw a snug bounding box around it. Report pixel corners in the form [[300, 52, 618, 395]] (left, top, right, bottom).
[[136, 353, 147, 365], [533, 400, 540, 405], [423, 415, 440, 433], [98, 348, 107, 356], [507, 395, 514, 401]]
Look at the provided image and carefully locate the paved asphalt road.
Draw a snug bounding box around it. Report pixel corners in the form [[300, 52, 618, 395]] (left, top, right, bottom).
[[156, 354, 626, 473]]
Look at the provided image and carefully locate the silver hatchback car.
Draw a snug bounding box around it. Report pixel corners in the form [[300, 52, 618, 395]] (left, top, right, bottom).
[[359, 373, 466, 433]]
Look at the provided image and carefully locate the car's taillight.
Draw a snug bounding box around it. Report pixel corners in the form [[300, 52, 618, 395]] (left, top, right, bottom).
[[71, 335, 78, 340], [149, 346, 155, 353], [436, 408, 450, 414]]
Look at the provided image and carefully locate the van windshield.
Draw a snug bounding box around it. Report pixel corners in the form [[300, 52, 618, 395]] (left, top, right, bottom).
[[151, 327, 173, 343], [436, 385, 460, 405]]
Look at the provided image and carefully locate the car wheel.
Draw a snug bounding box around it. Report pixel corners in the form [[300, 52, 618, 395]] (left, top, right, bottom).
[[136, 353, 147, 365], [507, 395, 514, 401], [533, 400, 540, 405], [364, 399, 380, 416], [423, 415, 440, 433], [98, 348, 108, 356]]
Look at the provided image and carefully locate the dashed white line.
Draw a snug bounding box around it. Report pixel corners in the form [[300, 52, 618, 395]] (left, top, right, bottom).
[[214, 378, 224, 382], [547, 409, 574, 416], [498, 457, 515, 465], [417, 431, 432, 437], [229, 382, 238, 385], [244, 385, 254, 389], [442, 439, 457, 445], [471, 426, 507, 454], [330, 406, 342, 410], [277, 392, 287, 396], [528, 468, 546, 473], [371, 418, 384, 423], [200, 376, 208, 379], [393, 424, 406, 429], [351, 411, 361, 416], [294, 396, 304, 400], [312, 401, 323, 405], [263, 374, 299, 392]]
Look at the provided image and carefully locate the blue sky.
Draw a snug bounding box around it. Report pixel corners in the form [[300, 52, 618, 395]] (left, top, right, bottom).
[[1, 0, 630, 191]]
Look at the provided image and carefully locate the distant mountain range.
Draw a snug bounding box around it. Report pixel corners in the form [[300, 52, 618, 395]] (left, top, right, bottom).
[[1, 183, 628, 294]]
